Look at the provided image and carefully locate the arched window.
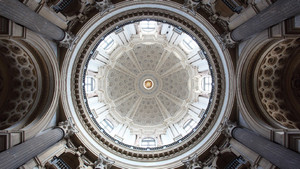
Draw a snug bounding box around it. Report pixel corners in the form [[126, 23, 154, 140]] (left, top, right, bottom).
[[182, 36, 197, 50], [140, 21, 156, 33], [202, 76, 212, 92], [85, 77, 95, 92], [100, 36, 114, 50], [183, 119, 197, 132], [141, 137, 156, 147], [100, 119, 114, 132]]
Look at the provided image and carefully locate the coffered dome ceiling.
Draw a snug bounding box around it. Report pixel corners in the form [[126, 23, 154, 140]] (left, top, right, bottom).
[[107, 43, 190, 127], [61, 3, 234, 167], [84, 21, 212, 148]]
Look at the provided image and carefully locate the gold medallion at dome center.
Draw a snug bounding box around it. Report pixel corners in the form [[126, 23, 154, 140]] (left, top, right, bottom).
[[143, 79, 153, 90], [145, 80, 152, 88]]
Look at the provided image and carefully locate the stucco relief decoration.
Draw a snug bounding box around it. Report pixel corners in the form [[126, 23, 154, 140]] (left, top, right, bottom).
[[0, 40, 39, 129], [62, 3, 232, 164], [58, 117, 78, 138], [256, 38, 300, 129], [182, 153, 203, 169]]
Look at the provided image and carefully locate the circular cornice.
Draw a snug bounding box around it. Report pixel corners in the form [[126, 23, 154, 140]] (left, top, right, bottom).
[[61, 2, 234, 168]]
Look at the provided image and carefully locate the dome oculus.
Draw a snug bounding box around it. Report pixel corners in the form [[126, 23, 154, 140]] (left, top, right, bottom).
[[143, 79, 154, 90], [83, 20, 212, 149]]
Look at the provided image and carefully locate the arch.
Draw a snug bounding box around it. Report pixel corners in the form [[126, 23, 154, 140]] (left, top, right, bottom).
[[0, 30, 60, 140], [61, 1, 234, 168], [236, 30, 300, 138]]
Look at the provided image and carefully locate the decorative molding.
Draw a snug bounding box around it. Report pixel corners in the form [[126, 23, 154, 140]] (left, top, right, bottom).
[[60, 1, 235, 165], [66, 0, 95, 31], [210, 145, 220, 156], [74, 9, 223, 159], [253, 38, 300, 129], [59, 32, 76, 48], [0, 39, 40, 129], [219, 118, 237, 137], [182, 153, 203, 169], [93, 153, 115, 169], [66, 139, 87, 156], [95, 0, 114, 15], [217, 32, 236, 49], [181, 0, 201, 15], [58, 118, 78, 138], [198, 2, 229, 31]]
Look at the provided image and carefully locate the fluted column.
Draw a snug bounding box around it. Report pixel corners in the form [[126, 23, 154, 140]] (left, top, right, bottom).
[[0, 0, 65, 41], [231, 0, 300, 41], [0, 128, 64, 169], [232, 127, 300, 169]]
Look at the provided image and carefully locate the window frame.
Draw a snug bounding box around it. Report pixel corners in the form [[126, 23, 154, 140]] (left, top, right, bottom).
[[140, 21, 157, 33], [202, 76, 212, 92], [99, 36, 114, 50], [140, 137, 156, 147], [183, 119, 197, 132], [85, 76, 96, 92], [182, 36, 197, 50], [100, 119, 114, 132]]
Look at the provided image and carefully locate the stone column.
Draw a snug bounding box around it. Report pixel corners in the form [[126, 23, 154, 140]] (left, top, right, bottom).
[[231, 0, 300, 41], [232, 127, 300, 169], [0, 118, 76, 169], [0, 0, 65, 41], [0, 128, 64, 169]]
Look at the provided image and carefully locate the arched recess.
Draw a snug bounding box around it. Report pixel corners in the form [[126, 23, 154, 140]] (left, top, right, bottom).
[[237, 30, 300, 138], [237, 31, 275, 138], [0, 30, 60, 140], [21, 30, 60, 140]]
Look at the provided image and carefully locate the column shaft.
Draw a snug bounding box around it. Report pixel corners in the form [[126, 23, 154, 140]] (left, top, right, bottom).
[[231, 0, 300, 41], [0, 0, 65, 41], [0, 128, 64, 169], [232, 127, 300, 169]]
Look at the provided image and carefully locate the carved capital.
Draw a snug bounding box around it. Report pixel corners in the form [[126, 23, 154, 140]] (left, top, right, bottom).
[[210, 145, 220, 156], [218, 33, 236, 49], [219, 118, 237, 137], [95, 0, 114, 15], [182, 153, 203, 169], [58, 117, 78, 138], [198, 2, 229, 31], [182, 0, 201, 15], [59, 32, 76, 48], [94, 153, 115, 169]]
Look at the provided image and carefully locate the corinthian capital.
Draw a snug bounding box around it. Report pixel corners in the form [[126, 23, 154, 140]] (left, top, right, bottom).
[[58, 117, 78, 138], [219, 118, 237, 137]]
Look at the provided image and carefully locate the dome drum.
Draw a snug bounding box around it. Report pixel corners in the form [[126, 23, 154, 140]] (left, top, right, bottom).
[[61, 2, 234, 168]]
